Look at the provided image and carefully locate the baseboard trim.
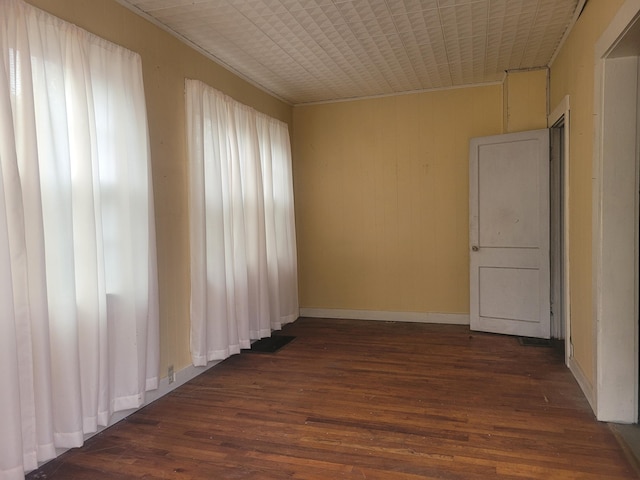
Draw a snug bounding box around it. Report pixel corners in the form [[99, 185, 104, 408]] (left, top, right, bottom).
[[42, 359, 223, 469], [108, 359, 223, 425], [568, 356, 596, 414], [299, 308, 470, 325]]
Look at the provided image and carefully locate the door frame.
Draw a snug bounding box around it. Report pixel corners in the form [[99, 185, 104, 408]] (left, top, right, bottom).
[[548, 96, 571, 366], [593, 0, 640, 423]]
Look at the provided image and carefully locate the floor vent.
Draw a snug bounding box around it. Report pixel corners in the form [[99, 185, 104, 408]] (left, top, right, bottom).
[[244, 335, 295, 353]]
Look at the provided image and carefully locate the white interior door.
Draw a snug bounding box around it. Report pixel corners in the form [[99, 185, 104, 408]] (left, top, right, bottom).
[[469, 129, 550, 339]]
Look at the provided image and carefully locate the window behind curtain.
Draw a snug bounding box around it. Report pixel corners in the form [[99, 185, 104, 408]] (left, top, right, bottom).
[[185, 79, 298, 366], [0, 1, 159, 477]]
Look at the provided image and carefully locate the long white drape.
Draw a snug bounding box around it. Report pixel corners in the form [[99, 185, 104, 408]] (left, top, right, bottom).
[[0, 2, 159, 479], [186, 79, 298, 366]]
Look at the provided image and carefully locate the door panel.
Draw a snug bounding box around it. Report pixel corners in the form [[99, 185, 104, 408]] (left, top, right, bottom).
[[470, 129, 550, 339], [478, 141, 540, 247], [479, 267, 540, 322]]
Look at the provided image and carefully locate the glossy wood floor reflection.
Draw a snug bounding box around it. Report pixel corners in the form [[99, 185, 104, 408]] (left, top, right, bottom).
[[28, 318, 637, 479]]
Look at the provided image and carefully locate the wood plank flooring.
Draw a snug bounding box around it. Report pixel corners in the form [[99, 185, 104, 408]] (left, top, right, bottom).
[[27, 318, 638, 479]]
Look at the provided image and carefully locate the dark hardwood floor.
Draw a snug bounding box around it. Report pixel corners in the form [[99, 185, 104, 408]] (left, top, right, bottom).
[[27, 318, 638, 479]]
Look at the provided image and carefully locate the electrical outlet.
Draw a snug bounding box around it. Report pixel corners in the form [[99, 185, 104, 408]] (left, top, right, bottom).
[[168, 365, 175, 384]]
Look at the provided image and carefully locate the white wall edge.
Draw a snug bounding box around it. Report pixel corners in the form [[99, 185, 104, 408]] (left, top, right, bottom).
[[594, 0, 640, 59], [592, 0, 640, 423], [568, 356, 596, 414], [299, 308, 470, 325]]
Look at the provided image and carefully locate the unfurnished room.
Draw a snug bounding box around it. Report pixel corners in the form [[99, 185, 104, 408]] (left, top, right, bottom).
[[2, 0, 640, 478]]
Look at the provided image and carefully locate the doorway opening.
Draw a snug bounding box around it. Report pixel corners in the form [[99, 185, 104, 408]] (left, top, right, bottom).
[[548, 96, 571, 367], [550, 121, 565, 342]]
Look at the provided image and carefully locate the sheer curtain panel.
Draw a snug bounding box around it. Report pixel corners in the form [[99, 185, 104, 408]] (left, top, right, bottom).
[[0, 1, 160, 479], [186, 79, 298, 366]]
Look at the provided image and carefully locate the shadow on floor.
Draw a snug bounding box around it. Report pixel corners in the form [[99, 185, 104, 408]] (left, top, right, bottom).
[[610, 423, 640, 476]]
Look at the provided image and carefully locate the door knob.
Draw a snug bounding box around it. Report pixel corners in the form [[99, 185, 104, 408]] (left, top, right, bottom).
[[472, 246, 479, 252]]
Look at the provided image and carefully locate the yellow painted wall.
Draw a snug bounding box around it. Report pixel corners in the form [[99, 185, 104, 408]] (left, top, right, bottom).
[[25, 0, 292, 376], [549, 0, 625, 385], [293, 86, 503, 314], [504, 69, 548, 132], [25, 0, 619, 390]]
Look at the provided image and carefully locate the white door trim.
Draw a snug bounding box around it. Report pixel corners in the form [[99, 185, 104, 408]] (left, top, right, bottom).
[[592, 0, 640, 423], [548, 96, 572, 368]]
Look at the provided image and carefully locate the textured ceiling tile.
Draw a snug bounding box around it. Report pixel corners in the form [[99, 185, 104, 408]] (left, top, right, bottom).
[[122, 0, 580, 104], [440, 1, 489, 41], [438, 0, 478, 6], [127, 0, 202, 11], [488, 0, 538, 18], [391, 13, 414, 33], [388, 0, 438, 16], [350, 0, 380, 22], [333, 2, 361, 23]]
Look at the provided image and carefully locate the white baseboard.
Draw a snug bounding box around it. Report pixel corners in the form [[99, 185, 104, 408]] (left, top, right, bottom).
[[107, 359, 223, 425], [567, 356, 596, 414], [299, 308, 470, 325], [44, 359, 223, 467]]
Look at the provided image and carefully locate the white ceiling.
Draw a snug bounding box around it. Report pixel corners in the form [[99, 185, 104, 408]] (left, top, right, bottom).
[[119, 0, 581, 105]]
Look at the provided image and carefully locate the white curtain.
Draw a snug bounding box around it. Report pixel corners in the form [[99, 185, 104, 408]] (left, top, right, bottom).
[[186, 79, 298, 366], [0, 1, 159, 479]]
